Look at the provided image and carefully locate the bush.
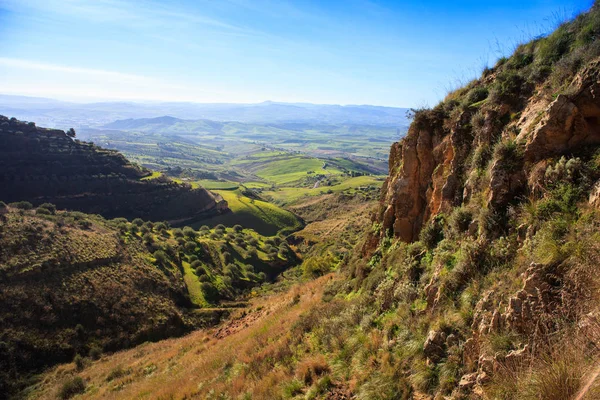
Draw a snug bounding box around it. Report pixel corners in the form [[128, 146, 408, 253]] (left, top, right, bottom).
[[154, 222, 168, 232], [233, 224, 243, 232], [195, 266, 206, 276], [471, 144, 492, 170], [200, 282, 219, 302], [78, 219, 92, 229], [89, 345, 102, 360], [106, 366, 129, 382], [507, 51, 534, 69], [184, 241, 197, 253], [143, 232, 154, 243], [59, 376, 86, 399], [172, 228, 184, 237], [489, 70, 525, 105], [38, 202, 57, 214], [493, 139, 523, 172], [450, 207, 473, 234], [153, 250, 168, 265], [420, 216, 445, 250], [465, 86, 489, 105], [10, 201, 32, 210], [183, 226, 197, 238], [74, 354, 85, 371], [36, 207, 52, 215], [296, 356, 330, 385], [132, 218, 144, 226], [303, 254, 336, 278], [537, 25, 573, 66]]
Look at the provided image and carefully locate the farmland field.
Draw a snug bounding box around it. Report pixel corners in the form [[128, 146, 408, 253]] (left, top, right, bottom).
[[77, 117, 400, 235]]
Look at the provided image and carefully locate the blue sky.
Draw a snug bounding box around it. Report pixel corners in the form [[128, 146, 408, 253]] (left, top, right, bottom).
[[0, 0, 593, 107]]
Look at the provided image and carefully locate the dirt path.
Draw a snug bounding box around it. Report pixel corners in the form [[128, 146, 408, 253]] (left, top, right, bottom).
[[575, 363, 600, 400]]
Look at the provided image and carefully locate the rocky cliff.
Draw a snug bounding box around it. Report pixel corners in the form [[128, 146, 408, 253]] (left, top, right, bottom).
[[0, 116, 228, 223], [376, 29, 600, 245], [356, 3, 600, 398]]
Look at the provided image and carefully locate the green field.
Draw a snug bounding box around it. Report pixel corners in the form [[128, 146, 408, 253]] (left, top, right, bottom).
[[80, 122, 395, 235], [192, 188, 304, 236], [182, 260, 207, 307], [263, 175, 386, 204]]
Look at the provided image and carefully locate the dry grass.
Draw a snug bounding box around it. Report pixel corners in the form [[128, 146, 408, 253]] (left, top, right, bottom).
[[27, 275, 336, 400]]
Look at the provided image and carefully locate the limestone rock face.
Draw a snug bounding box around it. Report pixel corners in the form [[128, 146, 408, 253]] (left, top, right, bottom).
[[373, 57, 600, 245], [376, 110, 471, 243], [423, 329, 447, 363]]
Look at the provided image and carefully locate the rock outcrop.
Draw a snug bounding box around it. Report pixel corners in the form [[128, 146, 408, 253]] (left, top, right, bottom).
[[374, 56, 600, 244]]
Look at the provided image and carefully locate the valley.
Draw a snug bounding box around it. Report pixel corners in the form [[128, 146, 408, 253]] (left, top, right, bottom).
[[4, 1, 600, 399]]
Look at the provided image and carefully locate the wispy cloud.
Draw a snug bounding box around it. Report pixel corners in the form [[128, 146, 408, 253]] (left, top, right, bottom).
[[0, 57, 152, 83], [1, 0, 256, 35]]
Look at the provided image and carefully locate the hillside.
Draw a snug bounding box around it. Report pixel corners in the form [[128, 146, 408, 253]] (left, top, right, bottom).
[[24, 4, 600, 400], [0, 96, 410, 127], [0, 116, 227, 223], [0, 203, 298, 396]]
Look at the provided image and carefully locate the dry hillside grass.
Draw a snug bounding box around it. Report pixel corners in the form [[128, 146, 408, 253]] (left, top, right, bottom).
[[27, 275, 337, 400]]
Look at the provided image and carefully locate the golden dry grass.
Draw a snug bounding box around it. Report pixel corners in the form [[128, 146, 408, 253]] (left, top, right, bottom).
[[28, 274, 336, 400]]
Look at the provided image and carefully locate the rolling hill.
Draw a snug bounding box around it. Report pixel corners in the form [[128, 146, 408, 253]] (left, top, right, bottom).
[[0, 116, 228, 223]]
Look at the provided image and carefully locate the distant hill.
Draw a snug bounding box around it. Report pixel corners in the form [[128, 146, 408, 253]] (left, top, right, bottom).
[[0, 115, 228, 223], [0, 95, 410, 128]]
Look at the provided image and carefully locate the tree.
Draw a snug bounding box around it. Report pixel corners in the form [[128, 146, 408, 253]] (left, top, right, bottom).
[[153, 250, 168, 265], [233, 224, 243, 233], [132, 218, 144, 227], [67, 128, 76, 138]]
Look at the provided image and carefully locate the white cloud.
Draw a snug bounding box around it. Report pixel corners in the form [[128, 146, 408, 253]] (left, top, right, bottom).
[[0, 57, 261, 103], [0, 57, 152, 83]]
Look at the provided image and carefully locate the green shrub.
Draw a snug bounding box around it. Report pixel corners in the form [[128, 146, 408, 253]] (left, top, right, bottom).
[[89, 345, 102, 360], [153, 250, 168, 265], [184, 241, 197, 253], [493, 139, 523, 172], [36, 207, 52, 215], [536, 25, 573, 66], [132, 218, 144, 226], [154, 222, 168, 232], [282, 379, 303, 398], [38, 202, 57, 214], [303, 254, 336, 278], [200, 282, 219, 302], [106, 366, 130, 382], [508, 51, 534, 69], [465, 86, 489, 105], [73, 354, 85, 371], [489, 70, 525, 105], [172, 228, 184, 237], [183, 226, 197, 238], [10, 201, 32, 210], [233, 224, 243, 232], [77, 219, 92, 229], [449, 207, 473, 234], [59, 376, 86, 399], [419, 216, 445, 250]]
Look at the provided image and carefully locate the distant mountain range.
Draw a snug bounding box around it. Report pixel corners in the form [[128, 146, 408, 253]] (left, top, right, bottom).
[[0, 94, 409, 129]]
